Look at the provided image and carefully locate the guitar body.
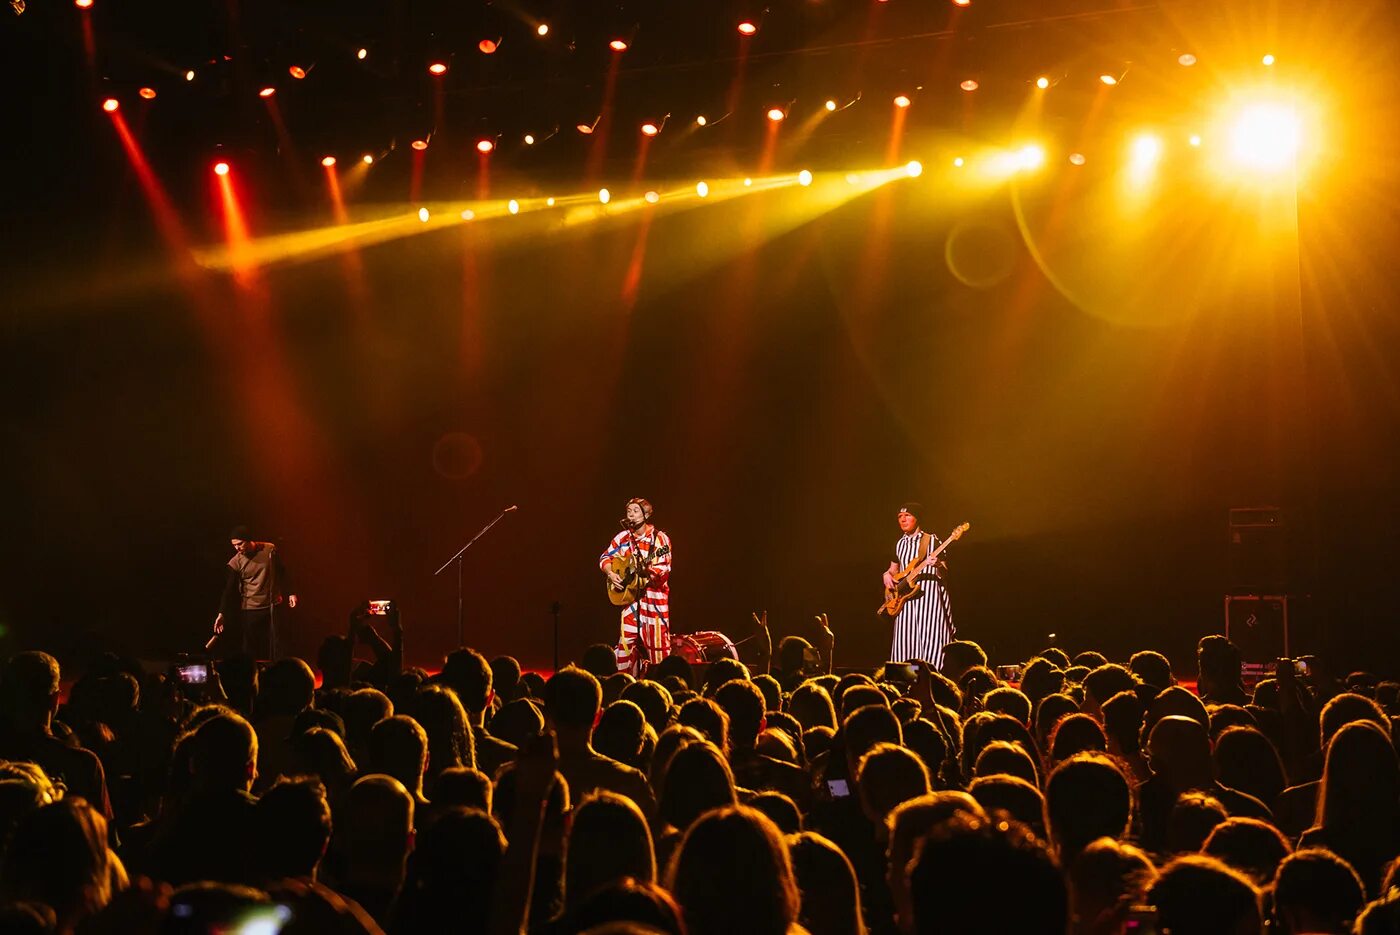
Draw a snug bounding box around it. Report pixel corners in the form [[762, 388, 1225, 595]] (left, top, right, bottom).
[[606, 544, 670, 607], [878, 523, 970, 617]]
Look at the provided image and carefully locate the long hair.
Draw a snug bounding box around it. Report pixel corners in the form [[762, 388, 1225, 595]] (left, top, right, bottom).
[[668, 805, 799, 935], [1318, 721, 1400, 830]]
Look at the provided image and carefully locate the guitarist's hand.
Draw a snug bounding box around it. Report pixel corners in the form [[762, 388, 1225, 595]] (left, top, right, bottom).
[[606, 571, 624, 588], [882, 572, 896, 590]]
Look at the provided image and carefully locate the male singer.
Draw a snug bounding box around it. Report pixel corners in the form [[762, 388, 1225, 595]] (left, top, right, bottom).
[[214, 525, 297, 660], [600, 498, 672, 674]]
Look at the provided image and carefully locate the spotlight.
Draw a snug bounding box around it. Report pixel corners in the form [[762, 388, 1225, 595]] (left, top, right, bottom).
[[1018, 144, 1046, 170], [743, 178, 753, 186], [576, 123, 595, 135], [537, 23, 549, 36], [953, 156, 965, 167], [418, 208, 430, 222], [696, 115, 708, 127], [959, 79, 978, 92], [825, 99, 837, 111], [185, 70, 196, 81], [737, 21, 757, 35], [428, 62, 448, 75], [798, 169, 813, 186], [599, 188, 611, 204], [1178, 53, 1197, 66], [362, 154, 374, 164], [905, 160, 923, 177], [411, 139, 428, 151], [214, 162, 230, 176], [696, 181, 710, 197], [641, 123, 659, 137], [609, 39, 629, 52], [1036, 76, 1050, 89], [1262, 54, 1275, 66], [1189, 134, 1202, 147], [289, 65, 307, 79], [1099, 74, 1118, 86], [1229, 102, 1299, 169], [461, 209, 475, 220], [75, 0, 92, 7], [476, 139, 495, 153], [524, 134, 536, 145], [644, 190, 660, 204], [508, 200, 520, 214], [952, 0, 970, 5], [139, 87, 156, 100], [321, 155, 336, 167], [258, 87, 276, 98], [1069, 152, 1086, 165], [893, 95, 911, 108], [767, 107, 786, 122], [478, 39, 498, 54], [101, 98, 119, 112], [546, 197, 556, 206], [357, 48, 368, 60]]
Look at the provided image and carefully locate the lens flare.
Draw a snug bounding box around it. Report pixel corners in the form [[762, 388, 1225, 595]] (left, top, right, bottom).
[[798, 169, 813, 186], [1228, 103, 1300, 170]]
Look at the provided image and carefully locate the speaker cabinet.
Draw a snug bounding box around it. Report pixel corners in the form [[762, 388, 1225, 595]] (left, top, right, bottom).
[[1225, 594, 1289, 663], [1229, 507, 1287, 593]]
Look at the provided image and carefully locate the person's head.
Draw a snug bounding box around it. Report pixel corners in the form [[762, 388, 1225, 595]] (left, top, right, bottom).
[[1272, 848, 1366, 935], [190, 711, 259, 792], [1144, 685, 1210, 744], [659, 740, 737, 832], [489, 655, 523, 701], [230, 525, 256, 554], [968, 775, 1046, 838], [440, 648, 493, 716], [566, 791, 657, 910], [957, 666, 999, 714], [253, 776, 332, 881], [570, 878, 685, 935], [1, 651, 60, 729], [838, 684, 890, 719], [750, 792, 802, 835], [677, 697, 730, 753], [342, 688, 394, 758], [886, 792, 988, 935], [1318, 692, 1389, 750], [753, 674, 783, 713], [787, 831, 867, 935], [667, 805, 799, 935], [858, 743, 932, 827], [399, 806, 506, 931], [621, 680, 674, 734], [1101, 691, 1146, 757], [367, 715, 429, 800], [984, 686, 1032, 725], [625, 497, 653, 529], [844, 705, 903, 776], [1019, 658, 1066, 708], [0, 797, 112, 929], [702, 658, 750, 696], [343, 774, 414, 883], [908, 813, 1066, 935], [1318, 720, 1400, 831], [545, 666, 603, 735], [1081, 665, 1138, 720], [1038, 647, 1072, 670], [1044, 754, 1132, 862], [896, 502, 923, 534], [940, 641, 988, 683], [431, 766, 492, 813], [902, 719, 949, 783], [1212, 726, 1285, 806], [594, 699, 648, 766], [1129, 651, 1174, 690], [714, 679, 766, 749], [1073, 651, 1108, 670], [960, 712, 1037, 785], [257, 658, 316, 719], [1066, 838, 1157, 935], [1197, 636, 1244, 695], [582, 644, 622, 681], [1146, 714, 1214, 789], [1049, 713, 1108, 766], [974, 740, 1040, 787], [1166, 791, 1228, 855], [1147, 854, 1261, 935], [490, 697, 545, 748], [411, 684, 476, 777], [1034, 693, 1080, 752], [1201, 817, 1292, 886], [775, 637, 820, 680]]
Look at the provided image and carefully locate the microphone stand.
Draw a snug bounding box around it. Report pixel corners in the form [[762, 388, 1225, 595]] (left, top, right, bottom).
[[434, 506, 517, 650]]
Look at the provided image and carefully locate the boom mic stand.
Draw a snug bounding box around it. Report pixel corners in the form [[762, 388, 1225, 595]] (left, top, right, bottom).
[[434, 505, 518, 650]]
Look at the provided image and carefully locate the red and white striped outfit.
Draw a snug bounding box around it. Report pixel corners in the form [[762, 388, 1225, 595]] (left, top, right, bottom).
[[599, 525, 672, 674]]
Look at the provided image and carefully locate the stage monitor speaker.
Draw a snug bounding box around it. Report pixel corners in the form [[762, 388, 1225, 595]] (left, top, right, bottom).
[[1228, 507, 1287, 593], [1225, 594, 1289, 663]]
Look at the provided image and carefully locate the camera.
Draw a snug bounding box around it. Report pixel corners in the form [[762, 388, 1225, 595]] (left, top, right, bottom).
[[995, 663, 1025, 683], [175, 663, 209, 685], [367, 600, 393, 616], [883, 662, 917, 683]]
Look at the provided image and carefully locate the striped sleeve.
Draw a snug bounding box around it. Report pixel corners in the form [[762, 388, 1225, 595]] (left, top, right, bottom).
[[599, 530, 629, 570]]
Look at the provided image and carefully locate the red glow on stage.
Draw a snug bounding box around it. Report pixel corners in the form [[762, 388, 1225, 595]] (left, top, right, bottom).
[[139, 87, 157, 100], [610, 39, 629, 52], [476, 139, 495, 153], [478, 39, 498, 54], [289, 65, 307, 79], [321, 155, 336, 167], [737, 21, 757, 35], [258, 87, 276, 98], [428, 62, 448, 75], [214, 162, 230, 176], [101, 98, 119, 112]]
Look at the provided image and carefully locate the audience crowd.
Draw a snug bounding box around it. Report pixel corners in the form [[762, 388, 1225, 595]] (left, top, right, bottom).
[[2, 607, 1399, 935]]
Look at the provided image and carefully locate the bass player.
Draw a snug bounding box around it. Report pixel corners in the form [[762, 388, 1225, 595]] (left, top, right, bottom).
[[600, 498, 673, 675], [882, 502, 955, 667]]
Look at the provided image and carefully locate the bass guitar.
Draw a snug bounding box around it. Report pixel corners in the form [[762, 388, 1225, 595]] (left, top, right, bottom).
[[606, 544, 670, 607], [878, 523, 970, 617]]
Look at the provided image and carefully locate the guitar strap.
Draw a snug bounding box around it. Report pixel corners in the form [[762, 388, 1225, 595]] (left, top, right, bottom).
[[915, 531, 932, 566]]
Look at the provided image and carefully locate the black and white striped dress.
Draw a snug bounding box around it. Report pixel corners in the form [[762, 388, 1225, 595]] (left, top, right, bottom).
[[890, 531, 955, 666]]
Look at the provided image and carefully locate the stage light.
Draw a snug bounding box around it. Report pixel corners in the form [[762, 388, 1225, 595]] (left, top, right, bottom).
[[139, 87, 157, 100], [737, 21, 757, 35], [524, 134, 535, 145], [508, 199, 519, 214], [952, 0, 971, 6], [610, 39, 628, 52], [321, 155, 336, 167], [546, 197, 555, 206], [419, 208, 430, 222], [185, 70, 195, 81], [290, 65, 307, 79], [258, 87, 276, 98], [798, 169, 813, 186], [1189, 134, 1202, 147], [743, 178, 752, 186], [1128, 134, 1162, 189], [478, 39, 498, 54], [357, 48, 368, 60], [767, 107, 786, 122], [825, 99, 837, 111], [1069, 152, 1086, 165], [960, 79, 979, 92], [428, 62, 448, 75], [101, 98, 119, 112], [1018, 144, 1045, 170], [577, 123, 594, 135], [893, 95, 911, 108], [696, 181, 709, 197], [75, 0, 92, 8], [644, 190, 660, 204], [905, 160, 923, 178], [1100, 74, 1120, 86], [362, 154, 374, 164], [460, 209, 475, 220], [214, 162, 230, 176], [411, 139, 428, 151], [599, 188, 611, 204], [536, 24, 549, 36], [1178, 53, 1197, 66], [476, 139, 495, 153], [696, 115, 708, 127], [953, 157, 964, 167], [1036, 76, 1050, 89], [641, 123, 659, 137], [1262, 53, 1275, 66], [1228, 102, 1299, 170]]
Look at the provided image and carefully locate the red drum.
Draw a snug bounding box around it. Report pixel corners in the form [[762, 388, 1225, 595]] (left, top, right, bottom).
[[670, 631, 738, 665]]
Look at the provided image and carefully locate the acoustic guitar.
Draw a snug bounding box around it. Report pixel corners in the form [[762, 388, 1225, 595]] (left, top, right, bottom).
[[606, 544, 670, 607], [878, 523, 970, 617]]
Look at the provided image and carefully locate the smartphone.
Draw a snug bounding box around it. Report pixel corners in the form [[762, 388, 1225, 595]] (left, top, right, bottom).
[[884, 662, 916, 682], [1122, 905, 1157, 934], [995, 664, 1024, 682], [175, 664, 209, 685], [827, 778, 851, 798], [368, 600, 392, 615], [1294, 657, 1312, 678]]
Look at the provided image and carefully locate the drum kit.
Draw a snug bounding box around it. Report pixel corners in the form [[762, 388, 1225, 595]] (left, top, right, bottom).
[[669, 630, 739, 665]]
